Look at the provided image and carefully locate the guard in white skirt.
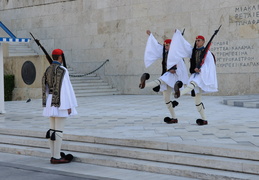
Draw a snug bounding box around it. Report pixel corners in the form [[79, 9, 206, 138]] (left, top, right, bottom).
[[42, 49, 78, 164], [139, 30, 189, 124], [173, 35, 218, 125]]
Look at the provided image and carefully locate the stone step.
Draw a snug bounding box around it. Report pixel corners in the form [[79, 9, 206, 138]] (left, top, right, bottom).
[[73, 85, 112, 90], [70, 79, 105, 84], [9, 49, 36, 53], [0, 152, 197, 180], [8, 43, 38, 56], [9, 47, 34, 51], [1, 134, 259, 174], [75, 92, 120, 97], [70, 75, 101, 80], [223, 99, 259, 108], [9, 52, 38, 56], [69, 72, 119, 97], [74, 85, 114, 90], [69, 72, 97, 76], [1, 128, 259, 161], [74, 88, 118, 93], [1, 129, 259, 178], [0, 135, 258, 179], [222, 94, 259, 108], [8, 45, 30, 50], [72, 82, 110, 87]]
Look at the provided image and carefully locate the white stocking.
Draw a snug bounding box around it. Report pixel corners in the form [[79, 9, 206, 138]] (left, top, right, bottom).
[[163, 86, 176, 119], [53, 117, 65, 159], [180, 81, 197, 96], [145, 79, 162, 88], [49, 117, 66, 159], [195, 92, 206, 120], [53, 131, 63, 159], [49, 117, 55, 157]]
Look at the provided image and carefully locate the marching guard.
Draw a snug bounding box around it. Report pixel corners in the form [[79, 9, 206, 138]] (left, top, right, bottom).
[[173, 27, 220, 125], [139, 30, 189, 124]]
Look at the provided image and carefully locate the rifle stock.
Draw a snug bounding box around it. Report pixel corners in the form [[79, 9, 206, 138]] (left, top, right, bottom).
[[30, 32, 53, 64]]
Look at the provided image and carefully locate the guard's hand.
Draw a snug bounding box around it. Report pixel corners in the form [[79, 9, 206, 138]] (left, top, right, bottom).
[[194, 68, 201, 73], [169, 69, 176, 74], [68, 108, 71, 115]]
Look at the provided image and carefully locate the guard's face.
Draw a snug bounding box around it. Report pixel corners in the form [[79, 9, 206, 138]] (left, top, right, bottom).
[[58, 55, 63, 64], [195, 39, 205, 48], [164, 43, 170, 51]]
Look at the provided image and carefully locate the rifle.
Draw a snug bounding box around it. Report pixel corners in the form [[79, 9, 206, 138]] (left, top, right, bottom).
[[30, 32, 53, 64], [182, 28, 185, 36], [197, 25, 221, 68]]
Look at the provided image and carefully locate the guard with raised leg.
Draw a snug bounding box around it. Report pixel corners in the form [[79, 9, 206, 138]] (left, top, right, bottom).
[[173, 26, 220, 125], [139, 29, 189, 124]]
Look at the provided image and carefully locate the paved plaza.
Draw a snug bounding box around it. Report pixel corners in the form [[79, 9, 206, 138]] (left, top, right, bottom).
[[1, 94, 259, 147], [0, 94, 258, 179]]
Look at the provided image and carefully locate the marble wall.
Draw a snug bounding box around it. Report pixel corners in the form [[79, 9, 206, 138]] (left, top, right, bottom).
[[0, 0, 258, 95], [4, 55, 49, 100]]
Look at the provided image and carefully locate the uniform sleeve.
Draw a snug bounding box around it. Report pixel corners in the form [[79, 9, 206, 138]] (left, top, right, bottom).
[[200, 51, 218, 89], [167, 29, 193, 70], [59, 68, 78, 114], [144, 33, 163, 68]]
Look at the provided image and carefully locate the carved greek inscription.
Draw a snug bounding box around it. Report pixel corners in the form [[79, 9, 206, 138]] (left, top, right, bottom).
[[211, 41, 257, 69], [230, 4, 259, 26]]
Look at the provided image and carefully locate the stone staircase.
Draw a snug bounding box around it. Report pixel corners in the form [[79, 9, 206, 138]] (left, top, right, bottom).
[[69, 73, 120, 97], [0, 128, 259, 180], [8, 43, 120, 97], [8, 43, 38, 56]]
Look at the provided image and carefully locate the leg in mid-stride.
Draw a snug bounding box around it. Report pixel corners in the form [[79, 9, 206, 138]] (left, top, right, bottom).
[[174, 80, 208, 126], [139, 74, 179, 124]]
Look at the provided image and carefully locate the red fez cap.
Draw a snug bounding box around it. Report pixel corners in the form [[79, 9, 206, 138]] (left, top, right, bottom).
[[164, 39, 171, 45], [196, 35, 205, 41], [52, 49, 63, 55]]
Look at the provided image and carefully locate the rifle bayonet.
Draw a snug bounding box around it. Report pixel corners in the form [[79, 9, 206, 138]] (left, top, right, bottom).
[[30, 32, 53, 65]]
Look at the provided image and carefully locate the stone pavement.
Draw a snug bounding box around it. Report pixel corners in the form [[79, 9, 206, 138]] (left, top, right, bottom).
[[1, 94, 259, 147], [0, 94, 258, 179]]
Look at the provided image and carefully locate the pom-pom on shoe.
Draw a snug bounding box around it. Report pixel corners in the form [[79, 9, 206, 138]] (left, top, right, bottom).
[[164, 117, 178, 124], [152, 85, 160, 92], [196, 119, 208, 126], [65, 154, 74, 162], [60, 152, 66, 158], [171, 100, 179, 108], [60, 152, 74, 162]]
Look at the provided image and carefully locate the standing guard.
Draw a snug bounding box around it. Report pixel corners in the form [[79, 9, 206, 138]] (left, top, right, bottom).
[[42, 49, 78, 164]]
